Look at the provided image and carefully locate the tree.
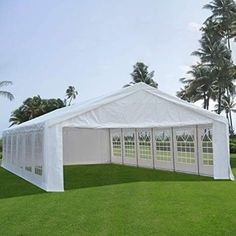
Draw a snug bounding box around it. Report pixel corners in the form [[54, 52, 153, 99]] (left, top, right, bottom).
[[192, 23, 234, 114], [204, 0, 236, 49], [177, 0, 236, 133], [0, 81, 14, 101], [176, 85, 192, 102], [65, 86, 78, 106], [177, 64, 217, 110], [125, 62, 158, 88], [214, 95, 236, 133], [9, 96, 65, 126]]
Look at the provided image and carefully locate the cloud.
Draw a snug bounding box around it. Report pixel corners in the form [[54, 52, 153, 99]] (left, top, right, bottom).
[[188, 22, 201, 33]]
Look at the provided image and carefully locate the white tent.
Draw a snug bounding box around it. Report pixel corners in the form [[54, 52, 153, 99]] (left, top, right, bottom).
[[1, 83, 234, 191]]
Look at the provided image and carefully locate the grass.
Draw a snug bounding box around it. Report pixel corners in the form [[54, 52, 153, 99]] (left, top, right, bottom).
[[0, 155, 236, 236]]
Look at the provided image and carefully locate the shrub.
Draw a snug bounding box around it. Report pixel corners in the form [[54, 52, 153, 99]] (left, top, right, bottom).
[[0, 138, 2, 159], [230, 141, 236, 153], [230, 135, 236, 154], [0, 138, 2, 151]]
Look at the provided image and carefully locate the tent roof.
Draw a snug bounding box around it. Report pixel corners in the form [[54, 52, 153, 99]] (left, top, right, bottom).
[[4, 82, 227, 133]]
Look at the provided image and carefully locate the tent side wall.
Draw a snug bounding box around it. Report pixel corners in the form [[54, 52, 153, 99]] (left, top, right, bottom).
[[213, 121, 233, 179], [1, 126, 47, 190]]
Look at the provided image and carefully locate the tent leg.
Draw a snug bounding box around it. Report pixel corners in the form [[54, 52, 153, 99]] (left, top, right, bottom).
[[121, 128, 124, 165], [135, 128, 139, 167], [196, 125, 200, 175], [151, 128, 155, 169], [171, 127, 176, 172], [108, 129, 112, 164]]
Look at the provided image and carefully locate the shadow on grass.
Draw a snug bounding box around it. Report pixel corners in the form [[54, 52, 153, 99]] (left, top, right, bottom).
[[0, 167, 44, 199], [64, 163, 214, 191]]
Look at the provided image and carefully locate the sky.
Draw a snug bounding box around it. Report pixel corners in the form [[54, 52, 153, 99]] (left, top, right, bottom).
[[0, 0, 235, 133]]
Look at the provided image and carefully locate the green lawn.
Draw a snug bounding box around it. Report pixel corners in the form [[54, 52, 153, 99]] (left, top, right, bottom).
[[0, 155, 236, 236]]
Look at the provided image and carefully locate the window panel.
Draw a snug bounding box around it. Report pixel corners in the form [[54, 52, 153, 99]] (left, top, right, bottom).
[[12, 135, 17, 165], [25, 133, 32, 172], [138, 130, 152, 159], [154, 129, 172, 161], [200, 128, 213, 166], [7, 136, 12, 163], [17, 135, 24, 169], [34, 132, 43, 176], [111, 131, 122, 157], [3, 136, 6, 160], [176, 129, 195, 164], [123, 131, 135, 158]]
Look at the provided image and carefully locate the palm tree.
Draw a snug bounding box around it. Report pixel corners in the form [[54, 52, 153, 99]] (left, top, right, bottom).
[[192, 27, 233, 114], [188, 64, 216, 110], [214, 95, 236, 133], [176, 85, 192, 102], [204, 0, 236, 50], [65, 86, 78, 106], [9, 96, 65, 126], [177, 64, 217, 110], [177, 0, 236, 133], [125, 62, 158, 88], [9, 105, 29, 126], [23, 96, 44, 119], [0, 81, 14, 101]]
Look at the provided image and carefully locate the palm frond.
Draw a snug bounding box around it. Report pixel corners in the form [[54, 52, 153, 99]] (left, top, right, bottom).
[[0, 91, 14, 101], [0, 81, 13, 88]]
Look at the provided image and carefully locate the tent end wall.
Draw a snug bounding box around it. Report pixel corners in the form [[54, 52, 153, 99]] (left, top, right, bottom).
[[213, 122, 233, 180], [62, 127, 110, 165]]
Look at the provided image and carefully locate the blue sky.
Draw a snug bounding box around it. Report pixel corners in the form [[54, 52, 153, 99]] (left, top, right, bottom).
[[0, 0, 235, 133]]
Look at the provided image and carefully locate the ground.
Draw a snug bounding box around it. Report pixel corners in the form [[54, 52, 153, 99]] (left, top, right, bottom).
[[0, 155, 236, 236]]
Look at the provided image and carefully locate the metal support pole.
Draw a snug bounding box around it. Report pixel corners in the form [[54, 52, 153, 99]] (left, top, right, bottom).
[[135, 128, 139, 167], [108, 129, 112, 163], [151, 128, 155, 169], [196, 125, 200, 175], [171, 127, 176, 171], [121, 129, 124, 165]]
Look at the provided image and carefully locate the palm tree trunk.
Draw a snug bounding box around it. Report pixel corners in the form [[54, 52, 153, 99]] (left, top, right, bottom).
[[203, 92, 207, 109], [229, 109, 233, 134], [226, 111, 230, 128], [226, 27, 231, 51], [226, 88, 233, 133], [206, 96, 210, 110], [68, 97, 73, 106], [217, 87, 222, 114], [227, 34, 231, 51]]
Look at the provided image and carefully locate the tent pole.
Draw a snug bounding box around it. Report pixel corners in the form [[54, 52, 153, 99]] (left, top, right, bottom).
[[171, 127, 176, 172], [108, 129, 112, 164], [196, 125, 200, 175], [135, 128, 139, 167], [121, 128, 124, 165], [151, 128, 155, 169]]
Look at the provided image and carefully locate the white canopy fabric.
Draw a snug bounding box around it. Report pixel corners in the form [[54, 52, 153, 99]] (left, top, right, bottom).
[[2, 83, 234, 191]]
